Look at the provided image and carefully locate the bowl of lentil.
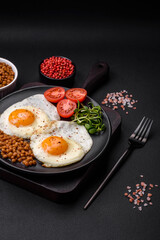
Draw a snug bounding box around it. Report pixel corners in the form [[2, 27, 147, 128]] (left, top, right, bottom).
[[39, 56, 76, 87], [0, 57, 18, 98]]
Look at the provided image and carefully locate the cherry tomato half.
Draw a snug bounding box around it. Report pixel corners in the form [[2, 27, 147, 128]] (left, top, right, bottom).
[[65, 88, 87, 103], [44, 87, 65, 103], [57, 99, 77, 118]]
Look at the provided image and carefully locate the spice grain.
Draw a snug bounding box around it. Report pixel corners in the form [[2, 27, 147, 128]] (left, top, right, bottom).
[[124, 175, 159, 211], [102, 90, 138, 114], [40, 56, 74, 79]]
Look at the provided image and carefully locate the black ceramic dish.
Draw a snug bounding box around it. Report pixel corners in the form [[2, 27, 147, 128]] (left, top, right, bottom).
[[0, 86, 111, 175], [39, 56, 76, 87]]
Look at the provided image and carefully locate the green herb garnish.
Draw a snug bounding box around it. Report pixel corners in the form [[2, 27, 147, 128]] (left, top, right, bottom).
[[71, 101, 106, 134]]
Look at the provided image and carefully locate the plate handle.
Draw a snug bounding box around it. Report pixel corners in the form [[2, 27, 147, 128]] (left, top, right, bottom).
[[82, 61, 109, 95]]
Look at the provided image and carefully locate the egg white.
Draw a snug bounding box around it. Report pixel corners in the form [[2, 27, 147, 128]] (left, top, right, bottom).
[[20, 94, 60, 121], [30, 134, 85, 167], [38, 120, 93, 154], [0, 94, 60, 139], [0, 105, 51, 138]]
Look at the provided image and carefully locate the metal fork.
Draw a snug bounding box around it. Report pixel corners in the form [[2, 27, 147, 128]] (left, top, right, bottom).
[[84, 116, 153, 210]]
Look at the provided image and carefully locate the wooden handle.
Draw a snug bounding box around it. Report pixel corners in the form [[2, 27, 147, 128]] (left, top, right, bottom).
[[82, 62, 109, 95]]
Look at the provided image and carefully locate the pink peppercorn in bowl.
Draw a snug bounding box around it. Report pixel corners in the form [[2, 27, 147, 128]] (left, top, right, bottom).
[[39, 56, 76, 87]]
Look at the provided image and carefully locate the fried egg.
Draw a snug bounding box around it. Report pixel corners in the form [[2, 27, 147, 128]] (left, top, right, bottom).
[[34, 120, 93, 154], [0, 105, 51, 138], [19, 94, 60, 121], [30, 134, 85, 167], [30, 120, 93, 167], [0, 94, 60, 138]]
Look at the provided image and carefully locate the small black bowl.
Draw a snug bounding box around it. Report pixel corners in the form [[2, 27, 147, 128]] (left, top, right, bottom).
[[39, 56, 76, 87]]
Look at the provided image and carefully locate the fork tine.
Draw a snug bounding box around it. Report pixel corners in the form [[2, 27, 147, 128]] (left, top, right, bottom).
[[138, 119, 152, 141], [135, 117, 149, 140], [142, 119, 153, 143], [130, 116, 146, 138]]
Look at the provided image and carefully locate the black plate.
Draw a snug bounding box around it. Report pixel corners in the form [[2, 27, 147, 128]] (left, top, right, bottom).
[[0, 86, 111, 175]]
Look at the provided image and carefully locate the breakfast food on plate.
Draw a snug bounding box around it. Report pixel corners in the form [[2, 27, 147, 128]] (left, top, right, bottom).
[[44, 87, 65, 103], [44, 87, 87, 104], [71, 101, 106, 134], [0, 94, 60, 138], [65, 88, 87, 103], [0, 106, 51, 139], [32, 120, 93, 154], [0, 130, 36, 166], [57, 99, 77, 118], [30, 120, 93, 167], [49, 121, 93, 154], [30, 135, 85, 167], [0, 89, 98, 168], [19, 94, 60, 121], [43, 87, 87, 118]]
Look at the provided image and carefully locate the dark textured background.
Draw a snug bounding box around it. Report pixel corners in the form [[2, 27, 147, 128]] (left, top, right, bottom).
[[0, 2, 160, 240]]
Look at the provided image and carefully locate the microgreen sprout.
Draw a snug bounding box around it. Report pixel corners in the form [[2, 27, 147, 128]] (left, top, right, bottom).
[[71, 101, 106, 134]]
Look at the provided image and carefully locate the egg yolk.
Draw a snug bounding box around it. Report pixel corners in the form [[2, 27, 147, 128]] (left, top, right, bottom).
[[9, 109, 35, 127], [41, 136, 68, 155]]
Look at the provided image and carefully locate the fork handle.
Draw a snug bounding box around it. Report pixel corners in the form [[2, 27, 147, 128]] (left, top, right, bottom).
[[83, 145, 133, 210]]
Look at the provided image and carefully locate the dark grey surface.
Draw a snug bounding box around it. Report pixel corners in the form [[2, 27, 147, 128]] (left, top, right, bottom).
[[0, 4, 160, 240]]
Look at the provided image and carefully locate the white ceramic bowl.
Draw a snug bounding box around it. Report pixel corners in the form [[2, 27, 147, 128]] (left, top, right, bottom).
[[0, 57, 18, 98]]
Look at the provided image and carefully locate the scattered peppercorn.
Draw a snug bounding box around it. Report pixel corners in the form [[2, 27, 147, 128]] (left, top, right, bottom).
[[0, 62, 15, 88], [40, 56, 74, 79]]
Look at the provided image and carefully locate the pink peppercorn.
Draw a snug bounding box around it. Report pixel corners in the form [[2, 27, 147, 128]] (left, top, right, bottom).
[[40, 56, 74, 79]]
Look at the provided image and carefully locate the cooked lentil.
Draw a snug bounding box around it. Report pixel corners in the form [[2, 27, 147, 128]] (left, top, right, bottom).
[[0, 130, 36, 166], [0, 62, 15, 88]]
